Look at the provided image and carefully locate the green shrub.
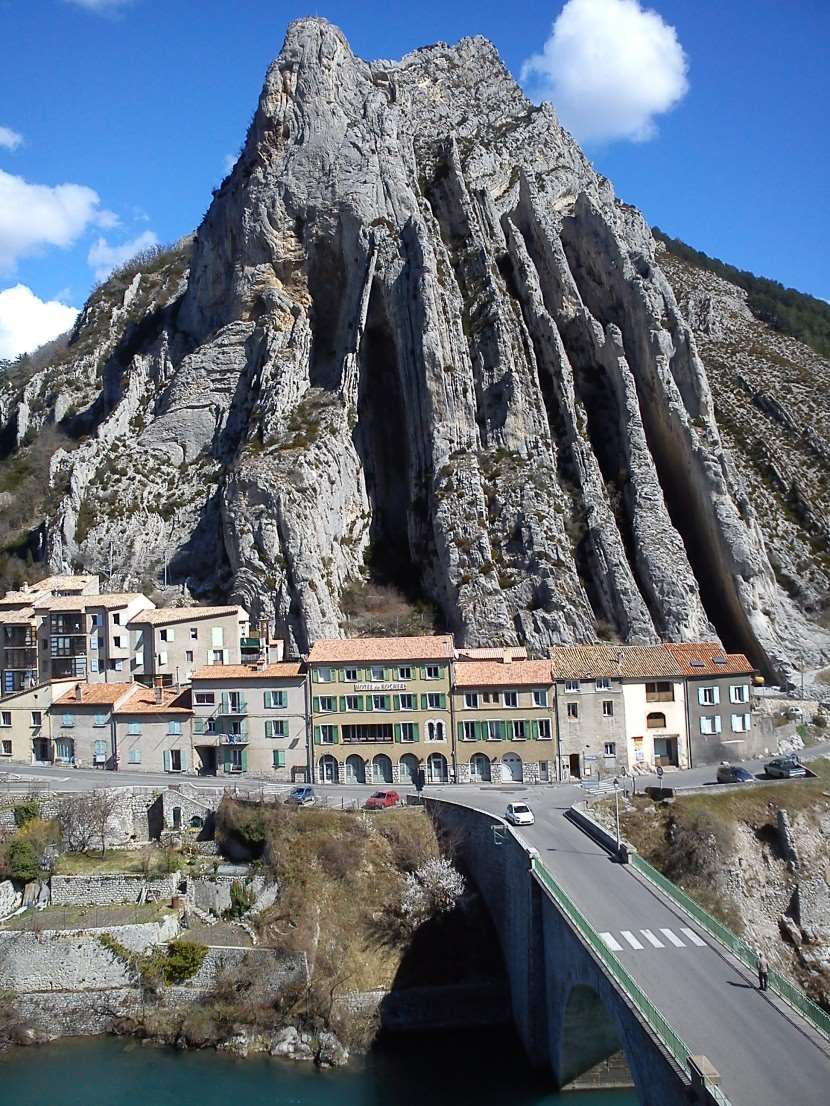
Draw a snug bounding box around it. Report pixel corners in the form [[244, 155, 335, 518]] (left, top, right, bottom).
[[5, 838, 40, 882], [227, 879, 256, 918], [159, 940, 208, 984], [13, 799, 41, 828]]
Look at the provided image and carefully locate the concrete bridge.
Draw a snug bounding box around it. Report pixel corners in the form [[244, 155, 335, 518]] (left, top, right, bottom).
[[425, 796, 830, 1106]]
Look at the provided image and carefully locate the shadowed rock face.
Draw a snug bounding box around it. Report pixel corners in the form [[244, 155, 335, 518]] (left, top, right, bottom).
[[12, 18, 829, 677]]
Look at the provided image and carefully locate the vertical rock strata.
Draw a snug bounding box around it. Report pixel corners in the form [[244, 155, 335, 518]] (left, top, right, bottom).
[[10, 18, 828, 676]]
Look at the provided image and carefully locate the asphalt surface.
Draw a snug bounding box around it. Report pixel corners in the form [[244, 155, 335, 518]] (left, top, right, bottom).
[[2, 749, 829, 1101]]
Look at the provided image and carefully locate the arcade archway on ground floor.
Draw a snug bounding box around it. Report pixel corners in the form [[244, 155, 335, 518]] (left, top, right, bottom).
[[372, 753, 393, 784], [319, 754, 338, 783], [427, 752, 449, 783], [502, 752, 523, 782], [469, 752, 492, 782], [345, 754, 366, 784], [399, 753, 420, 784]]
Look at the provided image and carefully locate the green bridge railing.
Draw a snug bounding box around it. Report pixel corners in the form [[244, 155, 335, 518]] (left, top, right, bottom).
[[629, 853, 830, 1042], [531, 856, 733, 1106]]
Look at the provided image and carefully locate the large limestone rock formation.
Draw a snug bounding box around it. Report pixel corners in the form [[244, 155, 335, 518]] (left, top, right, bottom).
[[2, 18, 827, 679]]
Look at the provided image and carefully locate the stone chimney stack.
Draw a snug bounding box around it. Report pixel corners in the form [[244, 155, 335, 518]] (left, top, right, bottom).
[[74, 683, 83, 701], [503, 649, 512, 664], [154, 677, 164, 705]]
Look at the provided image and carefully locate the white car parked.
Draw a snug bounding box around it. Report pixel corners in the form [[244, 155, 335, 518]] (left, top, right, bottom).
[[505, 802, 535, 826]]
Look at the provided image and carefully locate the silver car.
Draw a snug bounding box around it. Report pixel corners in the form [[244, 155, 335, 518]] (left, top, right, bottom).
[[765, 757, 807, 779], [505, 802, 535, 826]]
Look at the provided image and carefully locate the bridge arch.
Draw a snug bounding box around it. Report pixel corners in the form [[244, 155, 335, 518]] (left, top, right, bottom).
[[556, 983, 630, 1090]]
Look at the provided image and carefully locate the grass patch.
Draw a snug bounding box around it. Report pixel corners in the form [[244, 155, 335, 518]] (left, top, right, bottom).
[[1, 901, 171, 932], [53, 847, 184, 876]]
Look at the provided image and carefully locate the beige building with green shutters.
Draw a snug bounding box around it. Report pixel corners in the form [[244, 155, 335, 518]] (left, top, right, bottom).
[[306, 636, 454, 785], [452, 657, 557, 783]]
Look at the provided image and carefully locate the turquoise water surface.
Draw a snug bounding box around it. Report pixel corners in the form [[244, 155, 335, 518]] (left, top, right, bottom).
[[0, 1031, 638, 1106]]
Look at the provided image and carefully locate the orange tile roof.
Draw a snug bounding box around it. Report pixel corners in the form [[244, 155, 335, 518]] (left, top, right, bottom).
[[453, 659, 553, 687], [128, 605, 245, 627], [191, 662, 303, 680], [39, 593, 152, 612], [456, 647, 528, 661], [549, 644, 685, 680], [663, 642, 755, 677], [308, 635, 454, 663], [114, 686, 192, 715], [54, 683, 141, 707]]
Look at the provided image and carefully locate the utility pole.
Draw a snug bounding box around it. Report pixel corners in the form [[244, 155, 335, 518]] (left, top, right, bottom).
[[613, 779, 621, 850]]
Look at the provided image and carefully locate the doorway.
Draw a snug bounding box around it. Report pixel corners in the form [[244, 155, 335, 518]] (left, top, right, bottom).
[[569, 753, 581, 779]]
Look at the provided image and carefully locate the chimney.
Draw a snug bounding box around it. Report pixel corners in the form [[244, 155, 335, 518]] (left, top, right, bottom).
[[154, 676, 164, 705], [503, 649, 512, 664], [74, 683, 83, 701], [22, 581, 29, 593]]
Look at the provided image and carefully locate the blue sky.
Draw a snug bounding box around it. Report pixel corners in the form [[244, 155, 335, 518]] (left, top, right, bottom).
[[0, 0, 827, 357]]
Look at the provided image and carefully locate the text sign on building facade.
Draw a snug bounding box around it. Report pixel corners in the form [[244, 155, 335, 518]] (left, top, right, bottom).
[[354, 682, 406, 692]]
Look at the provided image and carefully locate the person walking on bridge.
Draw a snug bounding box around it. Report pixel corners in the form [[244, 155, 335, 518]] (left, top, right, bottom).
[[756, 949, 769, 991]]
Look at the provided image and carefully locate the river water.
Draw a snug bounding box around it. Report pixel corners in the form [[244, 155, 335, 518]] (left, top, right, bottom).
[[0, 1030, 638, 1106]]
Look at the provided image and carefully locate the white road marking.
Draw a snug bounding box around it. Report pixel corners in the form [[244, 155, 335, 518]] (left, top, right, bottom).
[[681, 927, 707, 947], [660, 928, 686, 947], [641, 929, 664, 948], [621, 930, 644, 949], [600, 932, 623, 951]]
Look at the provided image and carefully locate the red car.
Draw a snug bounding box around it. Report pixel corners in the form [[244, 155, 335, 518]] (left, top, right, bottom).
[[364, 790, 401, 810]]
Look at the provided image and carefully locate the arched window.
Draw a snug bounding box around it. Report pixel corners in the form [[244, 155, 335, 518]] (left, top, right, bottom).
[[647, 712, 667, 729], [427, 719, 445, 742]]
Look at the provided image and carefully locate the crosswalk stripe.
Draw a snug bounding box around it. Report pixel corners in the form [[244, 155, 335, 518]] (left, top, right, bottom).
[[660, 928, 686, 947], [621, 930, 644, 949], [681, 927, 707, 947], [600, 932, 623, 951], [641, 929, 664, 948]]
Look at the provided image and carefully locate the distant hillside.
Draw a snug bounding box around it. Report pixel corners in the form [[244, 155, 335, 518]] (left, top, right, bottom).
[[653, 229, 830, 360]]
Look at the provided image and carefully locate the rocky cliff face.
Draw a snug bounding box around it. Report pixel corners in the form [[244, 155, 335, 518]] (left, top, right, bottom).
[[2, 18, 828, 677]]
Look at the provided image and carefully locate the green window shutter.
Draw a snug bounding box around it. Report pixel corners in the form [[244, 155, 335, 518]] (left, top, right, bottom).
[[356, 695, 364, 710], [180, 748, 188, 771], [313, 726, 321, 746], [332, 725, 340, 745], [265, 720, 273, 738], [339, 696, 346, 711], [530, 719, 539, 739], [366, 696, 373, 712], [420, 694, 427, 710], [383, 696, 391, 711], [312, 669, 320, 683], [474, 721, 484, 741], [263, 691, 271, 709], [223, 748, 233, 773], [394, 723, 402, 742], [313, 696, 320, 712], [241, 748, 248, 772], [421, 666, 428, 679], [412, 721, 420, 740], [273, 749, 285, 768], [163, 750, 171, 772], [393, 695, 400, 711], [439, 693, 446, 708], [279, 691, 287, 707], [507, 720, 515, 740], [457, 721, 464, 741]]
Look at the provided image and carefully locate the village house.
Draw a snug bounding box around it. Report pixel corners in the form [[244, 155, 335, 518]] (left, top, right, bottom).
[[113, 684, 194, 774], [48, 683, 141, 768], [127, 605, 253, 686], [0, 679, 77, 765], [36, 593, 155, 684], [452, 655, 557, 783], [306, 636, 454, 785], [190, 662, 307, 781]]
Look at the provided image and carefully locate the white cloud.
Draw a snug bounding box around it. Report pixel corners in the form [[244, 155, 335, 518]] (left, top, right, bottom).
[[0, 169, 113, 272], [87, 229, 159, 280], [65, 0, 134, 13], [0, 127, 23, 152], [521, 0, 689, 144], [0, 285, 78, 360]]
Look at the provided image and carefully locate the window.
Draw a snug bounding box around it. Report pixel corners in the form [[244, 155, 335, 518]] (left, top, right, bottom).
[[731, 713, 751, 733], [128, 749, 141, 764], [1, 739, 11, 756], [94, 740, 107, 759], [604, 742, 616, 757], [538, 719, 552, 739], [647, 712, 667, 729], [485, 720, 507, 740], [398, 666, 413, 680], [371, 694, 390, 711], [425, 665, 440, 680], [399, 721, 417, 742], [265, 720, 286, 738], [462, 721, 477, 741], [318, 696, 336, 712], [61, 713, 74, 728], [320, 724, 337, 744], [596, 677, 611, 691], [264, 690, 287, 709], [316, 666, 335, 683], [113, 613, 121, 626], [646, 682, 674, 702], [185, 651, 194, 663], [426, 693, 442, 710], [344, 667, 358, 682], [512, 719, 527, 739], [533, 689, 548, 707], [98, 637, 105, 650], [482, 691, 499, 705], [194, 692, 215, 705], [602, 701, 614, 717], [345, 695, 361, 710], [700, 715, 722, 735], [730, 684, 749, 704], [0, 711, 10, 727], [127, 721, 142, 736], [169, 749, 183, 772], [90, 658, 99, 674], [698, 686, 720, 706], [567, 702, 579, 720], [190, 628, 198, 640], [503, 690, 518, 708], [427, 719, 445, 742], [398, 693, 416, 710], [94, 713, 109, 727], [168, 721, 182, 736], [90, 613, 102, 627], [111, 659, 124, 672], [369, 665, 385, 681], [31, 711, 42, 728], [564, 680, 580, 693], [159, 628, 175, 642], [464, 692, 479, 709], [272, 749, 286, 769], [211, 650, 224, 664]]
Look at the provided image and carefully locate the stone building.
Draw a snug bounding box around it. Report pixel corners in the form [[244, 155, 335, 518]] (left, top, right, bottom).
[[113, 684, 193, 774], [452, 656, 557, 783], [664, 643, 758, 766], [49, 683, 140, 768], [306, 636, 454, 785], [36, 593, 154, 684], [0, 680, 76, 764], [127, 605, 253, 686], [190, 662, 307, 781]]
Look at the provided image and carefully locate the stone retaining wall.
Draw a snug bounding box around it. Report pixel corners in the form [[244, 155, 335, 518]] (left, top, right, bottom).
[[50, 871, 182, 906]]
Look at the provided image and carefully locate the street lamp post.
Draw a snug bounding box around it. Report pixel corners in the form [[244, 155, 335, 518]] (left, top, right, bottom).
[[613, 777, 621, 849]]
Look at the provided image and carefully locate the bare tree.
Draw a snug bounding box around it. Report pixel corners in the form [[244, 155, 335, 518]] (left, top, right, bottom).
[[88, 790, 122, 857], [55, 791, 122, 856]]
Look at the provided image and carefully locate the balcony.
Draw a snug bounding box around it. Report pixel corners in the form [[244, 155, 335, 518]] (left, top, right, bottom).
[[240, 637, 262, 651], [219, 695, 247, 715], [219, 729, 249, 745]]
